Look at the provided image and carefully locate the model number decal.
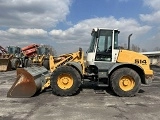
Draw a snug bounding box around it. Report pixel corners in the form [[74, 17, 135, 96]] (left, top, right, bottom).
[[135, 59, 147, 65]]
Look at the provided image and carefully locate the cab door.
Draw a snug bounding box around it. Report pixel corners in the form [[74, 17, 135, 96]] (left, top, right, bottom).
[[94, 30, 119, 78]]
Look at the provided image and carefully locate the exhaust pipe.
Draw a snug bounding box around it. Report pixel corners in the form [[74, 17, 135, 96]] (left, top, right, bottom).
[[7, 66, 49, 98], [128, 33, 132, 50]]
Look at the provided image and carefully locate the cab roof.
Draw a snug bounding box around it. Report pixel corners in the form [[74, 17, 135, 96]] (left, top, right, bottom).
[[92, 28, 119, 32]]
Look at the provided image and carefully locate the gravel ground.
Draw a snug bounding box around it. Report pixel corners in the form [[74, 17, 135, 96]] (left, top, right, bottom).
[[0, 67, 160, 120]]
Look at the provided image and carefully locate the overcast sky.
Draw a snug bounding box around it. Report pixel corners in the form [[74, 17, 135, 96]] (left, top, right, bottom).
[[0, 0, 160, 54]]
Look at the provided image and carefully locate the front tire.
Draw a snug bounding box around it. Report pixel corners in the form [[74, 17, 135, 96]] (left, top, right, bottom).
[[11, 58, 20, 69], [51, 65, 81, 96], [110, 67, 141, 97]]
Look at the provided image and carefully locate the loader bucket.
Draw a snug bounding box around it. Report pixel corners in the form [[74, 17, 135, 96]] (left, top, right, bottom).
[[0, 58, 11, 72], [7, 66, 49, 98]]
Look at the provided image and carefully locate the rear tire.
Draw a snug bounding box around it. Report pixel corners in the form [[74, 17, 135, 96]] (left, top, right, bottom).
[[110, 67, 141, 97], [51, 65, 81, 96], [24, 59, 32, 67], [24, 59, 28, 67]]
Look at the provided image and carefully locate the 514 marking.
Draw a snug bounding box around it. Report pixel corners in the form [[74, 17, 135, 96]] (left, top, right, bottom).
[[135, 59, 147, 65]]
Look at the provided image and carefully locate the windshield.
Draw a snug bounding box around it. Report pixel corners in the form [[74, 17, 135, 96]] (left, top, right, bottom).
[[37, 47, 49, 55], [87, 32, 97, 53], [97, 30, 112, 52], [7, 47, 20, 54]]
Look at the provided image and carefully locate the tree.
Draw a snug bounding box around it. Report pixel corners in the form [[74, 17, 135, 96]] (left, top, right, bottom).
[[153, 47, 160, 51], [131, 44, 140, 52], [120, 43, 127, 49], [141, 49, 147, 52]]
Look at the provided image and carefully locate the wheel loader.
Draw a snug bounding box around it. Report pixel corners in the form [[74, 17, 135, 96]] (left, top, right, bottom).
[[24, 45, 53, 69], [0, 46, 22, 71], [7, 28, 153, 98]]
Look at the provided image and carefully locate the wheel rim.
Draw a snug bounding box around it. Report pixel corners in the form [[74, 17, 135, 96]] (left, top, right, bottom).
[[57, 73, 73, 90], [119, 76, 135, 91]]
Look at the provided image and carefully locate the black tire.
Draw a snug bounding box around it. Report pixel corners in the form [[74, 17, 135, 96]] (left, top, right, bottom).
[[11, 58, 20, 69], [43, 59, 49, 70], [25, 59, 32, 67], [51, 65, 81, 96], [110, 67, 141, 97], [24, 59, 28, 67]]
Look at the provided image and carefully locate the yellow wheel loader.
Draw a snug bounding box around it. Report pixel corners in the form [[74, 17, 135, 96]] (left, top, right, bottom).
[[7, 28, 153, 98], [0, 46, 22, 72], [25, 45, 53, 70]]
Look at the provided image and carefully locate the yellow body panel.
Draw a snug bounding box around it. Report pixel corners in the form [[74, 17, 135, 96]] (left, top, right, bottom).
[[32, 55, 45, 65], [117, 50, 153, 75]]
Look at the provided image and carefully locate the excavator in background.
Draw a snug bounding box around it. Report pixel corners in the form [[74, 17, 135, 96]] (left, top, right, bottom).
[[7, 28, 153, 98], [0, 44, 54, 72], [0, 46, 22, 71], [21, 43, 40, 67], [21, 44, 39, 57], [24, 45, 53, 69], [0, 44, 38, 72], [0, 46, 7, 56]]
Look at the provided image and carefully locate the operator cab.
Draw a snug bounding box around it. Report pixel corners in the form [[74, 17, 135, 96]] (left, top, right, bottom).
[[6, 46, 21, 54], [37, 46, 50, 55], [86, 28, 120, 66]]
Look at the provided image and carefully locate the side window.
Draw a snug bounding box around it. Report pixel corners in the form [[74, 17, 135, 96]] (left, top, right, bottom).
[[114, 32, 119, 49]]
